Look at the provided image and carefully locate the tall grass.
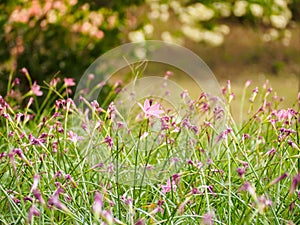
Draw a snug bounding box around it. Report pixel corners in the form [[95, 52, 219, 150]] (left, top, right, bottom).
[[0, 69, 299, 225]]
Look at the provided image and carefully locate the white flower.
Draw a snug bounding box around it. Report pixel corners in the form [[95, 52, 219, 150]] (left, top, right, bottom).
[[215, 24, 230, 35], [143, 24, 154, 36], [250, 4, 264, 17], [187, 3, 214, 21], [160, 11, 169, 22], [203, 31, 224, 46], [233, 1, 248, 17], [181, 25, 203, 42], [148, 10, 160, 19], [179, 12, 194, 24], [274, 0, 287, 8], [213, 2, 231, 17], [128, 30, 145, 42], [161, 31, 183, 45], [270, 15, 288, 29], [170, 1, 183, 14]]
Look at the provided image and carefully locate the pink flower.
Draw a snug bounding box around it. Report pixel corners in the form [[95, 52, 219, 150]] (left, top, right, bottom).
[[138, 99, 164, 118], [63, 78, 76, 87], [103, 135, 113, 148], [50, 77, 61, 87], [160, 178, 177, 194], [31, 81, 43, 96], [202, 211, 215, 225], [48, 188, 69, 212], [290, 172, 300, 194], [92, 191, 103, 217], [239, 182, 256, 196], [269, 173, 288, 186], [67, 130, 83, 143], [27, 205, 40, 223], [30, 174, 40, 191]]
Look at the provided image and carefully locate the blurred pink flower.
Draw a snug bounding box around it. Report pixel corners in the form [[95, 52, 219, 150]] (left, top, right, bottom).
[[138, 99, 164, 118], [27, 205, 40, 223], [31, 81, 43, 96], [160, 178, 177, 194], [202, 211, 214, 225], [64, 78, 76, 87], [92, 191, 103, 217], [67, 130, 83, 143], [290, 172, 300, 194]]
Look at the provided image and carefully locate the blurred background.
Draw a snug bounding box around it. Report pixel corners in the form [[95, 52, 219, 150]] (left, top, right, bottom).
[[0, 0, 299, 116]]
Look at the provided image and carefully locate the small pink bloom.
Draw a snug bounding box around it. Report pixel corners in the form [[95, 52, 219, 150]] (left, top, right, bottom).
[[290, 172, 300, 194], [245, 80, 252, 88], [269, 173, 288, 186], [67, 130, 83, 143], [31, 174, 40, 191], [33, 188, 45, 205], [135, 219, 146, 225], [48, 188, 69, 212], [93, 191, 103, 217], [239, 182, 256, 196], [13, 78, 20, 86], [103, 135, 113, 148], [160, 178, 177, 194], [88, 73, 95, 80], [138, 99, 164, 118], [31, 81, 43, 96], [202, 211, 215, 225], [236, 167, 246, 178], [63, 78, 76, 87], [28, 205, 40, 223], [50, 77, 61, 87]]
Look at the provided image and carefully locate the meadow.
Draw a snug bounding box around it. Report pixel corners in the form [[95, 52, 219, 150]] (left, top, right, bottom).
[[0, 68, 299, 225]]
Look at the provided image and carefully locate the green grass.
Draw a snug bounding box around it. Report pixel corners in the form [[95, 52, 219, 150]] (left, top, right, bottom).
[[0, 70, 299, 225]]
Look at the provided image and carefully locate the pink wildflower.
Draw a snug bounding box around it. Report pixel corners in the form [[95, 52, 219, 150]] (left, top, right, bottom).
[[48, 188, 69, 212], [269, 173, 288, 186], [138, 99, 164, 118], [239, 182, 256, 196], [31, 81, 43, 96], [27, 205, 40, 223], [50, 77, 61, 87], [67, 130, 83, 143], [289, 172, 300, 194], [92, 191, 103, 217], [63, 78, 76, 87], [135, 219, 146, 225], [104, 135, 113, 148], [161, 178, 177, 194], [202, 211, 215, 225]]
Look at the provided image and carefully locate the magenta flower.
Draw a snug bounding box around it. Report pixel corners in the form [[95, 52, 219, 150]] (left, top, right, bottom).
[[135, 219, 146, 225], [48, 188, 69, 212], [27, 205, 40, 223], [50, 77, 61, 87], [30, 174, 40, 191], [63, 78, 76, 87], [33, 188, 45, 205], [239, 182, 256, 196], [138, 99, 164, 118], [160, 178, 177, 194], [289, 172, 300, 194], [103, 135, 113, 148], [67, 130, 83, 143], [92, 191, 103, 218], [236, 167, 246, 178], [202, 211, 215, 225], [31, 81, 43, 96], [269, 173, 288, 186]]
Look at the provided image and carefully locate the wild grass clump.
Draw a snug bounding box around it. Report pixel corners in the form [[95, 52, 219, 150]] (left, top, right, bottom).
[[0, 70, 299, 225]]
